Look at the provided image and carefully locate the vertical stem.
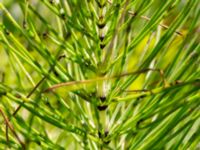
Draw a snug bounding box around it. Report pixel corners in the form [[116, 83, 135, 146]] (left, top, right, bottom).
[[96, 0, 109, 147], [97, 0, 107, 63]]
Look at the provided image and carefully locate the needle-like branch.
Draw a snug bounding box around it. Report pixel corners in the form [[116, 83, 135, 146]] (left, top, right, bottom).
[[128, 11, 183, 36], [44, 68, 166, 92], [106, 1, 183, 36], [112, 79, 199, 102], [0, 108, 25, 149]]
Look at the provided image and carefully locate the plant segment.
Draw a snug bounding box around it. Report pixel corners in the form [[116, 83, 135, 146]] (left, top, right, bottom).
[[0, 0, 200, 149]]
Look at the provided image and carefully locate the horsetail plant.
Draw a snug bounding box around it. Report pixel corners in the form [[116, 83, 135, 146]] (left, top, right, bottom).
[[0, 0, 200, 149]]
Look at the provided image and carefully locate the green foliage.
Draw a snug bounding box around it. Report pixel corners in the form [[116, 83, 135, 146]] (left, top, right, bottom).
[[0, 0, 199, 149]]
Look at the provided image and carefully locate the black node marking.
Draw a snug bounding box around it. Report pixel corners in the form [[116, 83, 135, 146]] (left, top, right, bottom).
[[96, 1, 106, 8], [100, 96, 106, 102], [104, 140, 110, 144], [58, 54, 66, 60], [49, 0, 54, 4], [100, 43, 106, 49], [97, 105, 108, 111], [175, 80, 182, 85], [60, 13, 66, 20], [132, 12, 138, 17], [97, 23, 106, 29], [104, 130, 109, 137], [138, 95, 147, 99], [136, 118, 144, 128], [98, 131, 102, 138], [104, 131, 110, 144], [99, 35, 105, 41], [42, 32, 48, 39]]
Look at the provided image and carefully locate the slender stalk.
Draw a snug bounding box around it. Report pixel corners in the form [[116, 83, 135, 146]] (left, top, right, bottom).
[[0, 108, 25, 149]]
